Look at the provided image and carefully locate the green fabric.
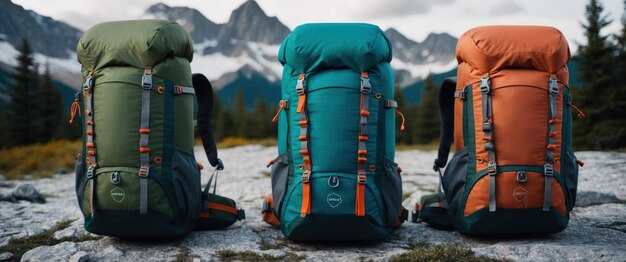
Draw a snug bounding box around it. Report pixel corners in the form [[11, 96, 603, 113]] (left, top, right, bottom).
[[279, 23, 392, 73], [194, 193, 239, 230], [77, 20, 193, 71], [84, 210, 194, 237]]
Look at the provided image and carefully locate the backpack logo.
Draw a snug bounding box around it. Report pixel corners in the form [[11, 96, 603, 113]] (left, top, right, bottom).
[[513, 186, 528, 201], [111, 187, 125, 203], [327, 193, 342, 208]]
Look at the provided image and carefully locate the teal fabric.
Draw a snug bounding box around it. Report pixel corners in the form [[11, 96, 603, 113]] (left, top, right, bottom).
[[279, 23, 392, 73], [276, 23, 397, 240]]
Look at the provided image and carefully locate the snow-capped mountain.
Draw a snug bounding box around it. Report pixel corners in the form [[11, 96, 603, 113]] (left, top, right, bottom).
[[0, 0, 459, 108]]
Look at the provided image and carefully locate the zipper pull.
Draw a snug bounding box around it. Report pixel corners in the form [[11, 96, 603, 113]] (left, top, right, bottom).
[[570, 103, 586, 119], [68, 92, 81, 124], [395, 109, 406, 131], [272, 100, 287, 123]]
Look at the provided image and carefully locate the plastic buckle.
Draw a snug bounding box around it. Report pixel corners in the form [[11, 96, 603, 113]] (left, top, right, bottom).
[[87, 166, 95, 179], [360, 77, 372, 94], [549, 77, 559, 95], [484, 141, 495, 151], [262, 201, 272, 213], [357, 173, 367, 184], [296, 78, 306, 95], [237, 209, 246, 220], [142, 71, 152, 90], [516, 171, 528, 183], [216, 158, 224, 171], [487, 161, 497, 176], [301, 170, 310, 183], [459, 87, 467, 100], [328, 176, 340, 188], [544, 164, 554, 177], [83, 76, 93, 91], [482, 122, 493, 132], [111, 171, 121, 185], [138, 165, 149, 177], [480, 76, 490, 93]]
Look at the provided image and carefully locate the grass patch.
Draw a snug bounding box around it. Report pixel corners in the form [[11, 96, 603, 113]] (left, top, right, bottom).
[[0, 219, 100, 262], [216, 250, 304, 262], [258, 239, 289, 250], [391, 243, 504, 262], [0, 140, 81, 180], [174, 248, 193, 262]]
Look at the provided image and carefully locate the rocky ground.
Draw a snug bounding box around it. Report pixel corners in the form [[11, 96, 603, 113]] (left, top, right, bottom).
[[1, 145, 625, 261]]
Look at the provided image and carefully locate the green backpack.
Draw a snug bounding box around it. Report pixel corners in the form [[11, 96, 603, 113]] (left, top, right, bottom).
[[72, 20, 244, 237], [262, 23, 408, 241]]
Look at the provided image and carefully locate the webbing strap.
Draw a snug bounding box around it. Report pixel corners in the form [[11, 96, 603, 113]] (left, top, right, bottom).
[[296, 74, 311, 217], [138, 67, 152, 215], [173, 85, 195, 95], [356, 72, 371, 217], [543, 76, 559, 211], [480, 75, 498, 212], [384, 99, 397, 108], [83, 72, 97, 216]]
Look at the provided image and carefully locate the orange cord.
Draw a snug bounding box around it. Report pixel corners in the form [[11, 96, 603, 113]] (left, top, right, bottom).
[[68, 99, 81, 124], [570, 103, 586, 119], [395, 109, 406, 131], [272, 100, 286, 123]]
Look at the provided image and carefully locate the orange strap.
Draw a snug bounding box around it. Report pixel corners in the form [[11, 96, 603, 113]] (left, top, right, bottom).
[[272, 100, 287, 123], [261, 195, 281, 227], [296, 73, 311, 217], [355, 71, 371, 217], [570, 103, 586, 119], [207, 202, 239, 216], [68, 98, 81, 124]]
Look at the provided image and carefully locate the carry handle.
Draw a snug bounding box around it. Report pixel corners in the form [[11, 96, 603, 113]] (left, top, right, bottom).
[[434, 77, 457, 172], [192, 74, 223, 170]]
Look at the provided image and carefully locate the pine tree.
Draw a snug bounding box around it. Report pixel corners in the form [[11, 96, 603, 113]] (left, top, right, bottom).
[[414, 74, 440, 144], [7, 38, 36, 147], [34, 64, 63, 143], [573, 0, 616, 149], [250, 98, 270, 139], [394, 80, 413, 144], [233, 89, 249, 138]]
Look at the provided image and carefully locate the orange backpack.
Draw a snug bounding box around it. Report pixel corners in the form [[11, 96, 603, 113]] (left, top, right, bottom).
[[415, 26, 584, 235]]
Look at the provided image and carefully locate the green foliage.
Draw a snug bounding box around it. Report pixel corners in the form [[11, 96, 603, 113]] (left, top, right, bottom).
[[34, 65, 63, 143], [414, 75, 440, 144], [5, 38, 37, 147], [573, 0, 626, 150], [390, 243, 505, 262]]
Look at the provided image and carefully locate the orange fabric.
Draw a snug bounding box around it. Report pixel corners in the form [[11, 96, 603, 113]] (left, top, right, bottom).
[[139, 128, 151, 134], [464, 171, 566, 216], [262, 195, 281, 227], [207, 202, 239, 216], [456, 26, 570, 74], [297, 94, 306, 113], [356, 182, 365, 216], [156, 86, 164, 94], [86, 142, 95, 148], [395, 109, 406, 131], [358, 135, 368, 141], [139, 147, 150, 153], [197, 163, 204, 170], [272, 100, 287, 123]]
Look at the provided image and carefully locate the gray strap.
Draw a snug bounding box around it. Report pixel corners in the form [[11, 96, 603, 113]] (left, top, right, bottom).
[[384, 99, 397, 108], [83, 73, 97, 216], [173, 85, 195, 95], [480, 75, 498, 212], [543, 76, 559, 211], [356, 72, 371, 215], [139, 68, 152, 215]]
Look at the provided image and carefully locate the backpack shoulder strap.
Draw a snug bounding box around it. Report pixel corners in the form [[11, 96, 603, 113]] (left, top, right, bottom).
[[192, 73, 223, 170], [434, 77, 457, 171]]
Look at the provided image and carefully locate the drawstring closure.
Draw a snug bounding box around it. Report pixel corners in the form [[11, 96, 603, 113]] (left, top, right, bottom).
[[68, 94, 81, 124], [395, 109, 406, 131], [570, 103, 586, 119]]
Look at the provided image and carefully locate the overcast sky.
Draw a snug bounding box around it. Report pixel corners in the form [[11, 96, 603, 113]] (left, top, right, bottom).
[[13, 0, 626, 50]]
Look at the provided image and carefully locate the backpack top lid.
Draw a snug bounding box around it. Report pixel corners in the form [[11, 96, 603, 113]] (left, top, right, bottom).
[[278, 23, 392, 73], [456, 25, 570, 74], [77, 19, 194, 72]]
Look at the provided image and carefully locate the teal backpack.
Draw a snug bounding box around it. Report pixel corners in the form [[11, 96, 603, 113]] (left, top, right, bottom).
[[262, 23, 408, 241], [72, 20, 244, 237]]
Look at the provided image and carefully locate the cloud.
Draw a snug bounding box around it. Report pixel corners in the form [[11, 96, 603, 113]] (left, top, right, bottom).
[[487, 0, 526, 16], [353, 0, 455, 18]]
